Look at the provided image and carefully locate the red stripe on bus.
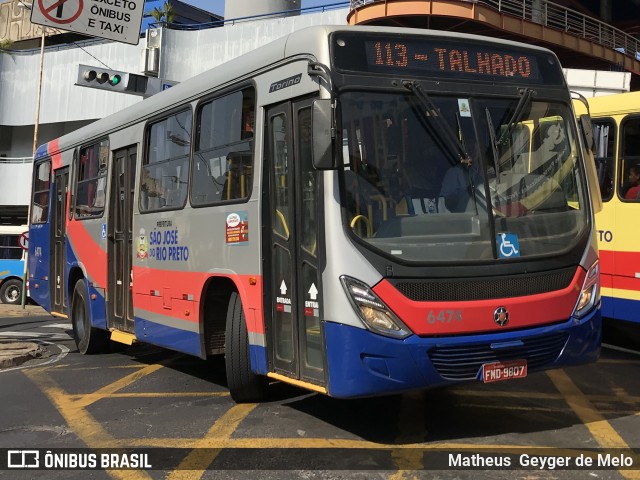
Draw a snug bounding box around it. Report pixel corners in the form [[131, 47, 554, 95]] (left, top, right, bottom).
[[611, 275, 640, 292], [373, 268, 585, 336], [598, 249, 640, 279], [49, 139, 62, 170], [132, 267, 265, 334], [66, 221, 107, 288]]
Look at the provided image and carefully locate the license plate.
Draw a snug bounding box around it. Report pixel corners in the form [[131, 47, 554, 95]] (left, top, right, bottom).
[[481, 359, 527, 383]]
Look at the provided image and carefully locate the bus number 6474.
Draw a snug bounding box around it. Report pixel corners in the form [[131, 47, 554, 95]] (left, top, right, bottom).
[[427, 310, 463, 324]]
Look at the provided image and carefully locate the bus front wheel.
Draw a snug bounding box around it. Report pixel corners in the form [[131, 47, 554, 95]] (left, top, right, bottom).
[[0, 279, 22, 305], [71, 279, 108, 354], [225, 291, 268, 403]]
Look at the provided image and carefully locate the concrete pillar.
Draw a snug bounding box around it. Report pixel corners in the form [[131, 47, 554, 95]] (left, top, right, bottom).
[[531, 0, 544, 25], [600, 0, 612, 23], [224, 0, 300, 20]]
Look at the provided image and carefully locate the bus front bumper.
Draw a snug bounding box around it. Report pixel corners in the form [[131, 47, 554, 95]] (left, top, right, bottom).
[[323, 307, 601, 398]]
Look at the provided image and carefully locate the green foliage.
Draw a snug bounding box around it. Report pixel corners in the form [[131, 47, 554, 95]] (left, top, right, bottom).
[[0, 39, 14, 51], [150, 1, 176, 26]]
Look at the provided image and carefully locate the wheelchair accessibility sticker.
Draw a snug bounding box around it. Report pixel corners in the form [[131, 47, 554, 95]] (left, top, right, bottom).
[[498, 233, 520, 258]]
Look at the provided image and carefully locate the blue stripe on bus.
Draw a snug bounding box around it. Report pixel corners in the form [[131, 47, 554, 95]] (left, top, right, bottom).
[[28, 223, 51, 311], [601, 296, 640, 324], [87, 283, 107, 330], [133, 317, 202, 357], [249, 344, 268, 375], [323, 309, 601, 399]]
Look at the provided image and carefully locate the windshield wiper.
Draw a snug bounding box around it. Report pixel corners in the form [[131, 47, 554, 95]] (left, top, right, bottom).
[[485, 108, 501, 181], [495, 87, 534, 146], [403, 81, 472, 165]]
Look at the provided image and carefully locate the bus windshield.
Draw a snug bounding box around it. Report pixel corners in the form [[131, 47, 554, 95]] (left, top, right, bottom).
[[339, 90, 588, 262]]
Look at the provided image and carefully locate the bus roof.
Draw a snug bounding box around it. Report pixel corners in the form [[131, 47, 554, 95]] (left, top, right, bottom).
[[36, 25, 559, 159], [583, 90, 640, 117]]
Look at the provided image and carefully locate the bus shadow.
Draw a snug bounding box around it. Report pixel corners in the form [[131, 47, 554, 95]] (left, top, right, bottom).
[[280, 385, 576, 445], [119, 344, 231, 389], [109, 344, 638, 447]]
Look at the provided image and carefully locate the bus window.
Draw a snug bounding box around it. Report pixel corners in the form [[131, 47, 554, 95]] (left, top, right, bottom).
[[75, 140, 108, 218], [191, 88, 255, 205], [0, 233, 22, 260], [592, 119, 616, 201], [31, 160, 51, 224], [620, 117, 640, 201], [298, 107, 317, 256], [141, 109, 192, 211], [271, 113, 289, 239]]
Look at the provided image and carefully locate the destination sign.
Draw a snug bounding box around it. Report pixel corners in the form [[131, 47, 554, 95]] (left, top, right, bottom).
[[366, 41, 538, 80], [332, 33, 563, 85]]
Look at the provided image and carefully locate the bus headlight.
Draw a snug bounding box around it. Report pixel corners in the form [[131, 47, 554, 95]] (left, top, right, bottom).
[[573, 261, 600, 318], [341, 276, 411, 339]]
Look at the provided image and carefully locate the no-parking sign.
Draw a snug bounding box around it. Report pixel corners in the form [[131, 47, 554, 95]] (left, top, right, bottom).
[[30, 0, 144, 45], [19, 231, 29, 251]]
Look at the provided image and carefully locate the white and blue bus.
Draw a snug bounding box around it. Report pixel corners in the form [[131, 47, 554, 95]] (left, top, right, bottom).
[[29, 26, 602, 402], [0, 225, 28, 304]]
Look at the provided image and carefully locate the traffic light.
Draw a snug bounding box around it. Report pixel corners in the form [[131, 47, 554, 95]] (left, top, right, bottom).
[[83, 69, 122, 87], [76, 64, 165, 97], [77, 64, 129, 92]]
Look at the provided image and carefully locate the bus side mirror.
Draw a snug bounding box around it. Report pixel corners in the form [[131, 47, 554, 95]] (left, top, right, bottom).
[[312, 99, 336, 170], [579, 114, 595, 153]]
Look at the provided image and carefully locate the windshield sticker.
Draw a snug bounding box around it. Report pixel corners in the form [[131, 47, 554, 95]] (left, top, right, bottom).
[[498, 233, 521, 258], [458, 99, 471, 117], [226, 211, 249, 245]]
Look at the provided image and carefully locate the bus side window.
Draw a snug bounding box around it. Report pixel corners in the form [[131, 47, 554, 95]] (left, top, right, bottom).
[[31, 159, 51, 224], [191, 87, 255, 206], [0, 234, 22, 260], [75, 140, 108, 218], [141, 109, 192, 212], [620, 117, 640, 201]]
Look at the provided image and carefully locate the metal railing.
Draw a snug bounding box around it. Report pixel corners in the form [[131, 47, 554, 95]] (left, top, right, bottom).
[[0, 157, 33, 164], [350, 0, 640, 62]]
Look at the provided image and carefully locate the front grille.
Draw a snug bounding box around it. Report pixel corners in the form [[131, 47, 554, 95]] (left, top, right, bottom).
[[428, 331, 569, 381], [393, 267, 575, 301]]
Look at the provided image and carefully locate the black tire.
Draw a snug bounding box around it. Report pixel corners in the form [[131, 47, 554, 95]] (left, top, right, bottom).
[[225, 291, 268, 403], [71, 279, 109, 354], [0, 278, 22, 305]]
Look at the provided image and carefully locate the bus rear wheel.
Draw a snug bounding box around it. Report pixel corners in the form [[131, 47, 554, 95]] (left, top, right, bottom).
[[0, 279, 22, 305], [225, 291, 268, 403], [71, 279, 108, 354]]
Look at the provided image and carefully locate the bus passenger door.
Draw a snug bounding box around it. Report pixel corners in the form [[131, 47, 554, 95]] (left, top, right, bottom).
[[107, 145, 137, 332], [52, 167, 69, 315], [266, 100, 326, 385]]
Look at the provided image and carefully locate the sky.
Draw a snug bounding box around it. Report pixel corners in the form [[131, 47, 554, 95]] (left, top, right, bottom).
[[182, 0, 347, 17]]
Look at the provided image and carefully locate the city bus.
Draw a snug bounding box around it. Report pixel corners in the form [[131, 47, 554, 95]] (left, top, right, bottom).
[[0, 225, 28, 304], [29, 25, 602, 402], [574, 91, 640, 345]]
